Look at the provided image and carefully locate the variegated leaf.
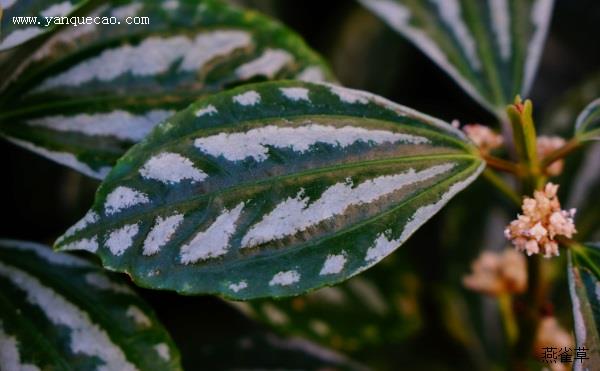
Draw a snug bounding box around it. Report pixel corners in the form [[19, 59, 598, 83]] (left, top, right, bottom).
[[0, 0, 334, 179], [568, 243, 600, 369], [197, 330, 367, 370], [357, 0, 554, 115], [55, 81, 484, 299], [0, 0, 88, 51], [541, 75, 600, 240], [575, 98, 600, 141], [566, 142, 600, 241], [230, 249, 421, 351], [542, 71, 600, 136], [0, 239, 182, 370]]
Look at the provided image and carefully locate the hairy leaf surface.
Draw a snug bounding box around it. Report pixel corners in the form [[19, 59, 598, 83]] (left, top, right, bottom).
[[568, 243, 600, 369], [0, 0, 333, 178], [358, 0, 554, 115], [55, 81, 484, 299], [0, 239, 181, 370], [575, 98, 600, 141]]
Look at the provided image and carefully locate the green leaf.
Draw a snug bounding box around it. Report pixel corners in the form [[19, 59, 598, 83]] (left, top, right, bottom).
[[0, 239, 182, 371], [562, 99, 600, 241], [568, 243, 600, 368], [0, 0, 89, 52], [575, 98, 600, 141], [55, 80, 484, 299], [357, 0, 554, 115], [230, 248, 421, 352], [540, 74, 600, 239], [196, 329, 367, 370], [0, 0, 334, 179], [565, 142, 600, 241], [541, 70, 600, 136]]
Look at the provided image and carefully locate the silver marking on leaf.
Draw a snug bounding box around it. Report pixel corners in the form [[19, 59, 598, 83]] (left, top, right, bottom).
[[179, 203, 245, 264], [363, 162, 485, 265], [0, 322, 40, 371], [568, 262, 587, 371], [154, 343, 171, 361], [111, 2, 143, 18], [0, 239, 92, 267], [106, 224, 139, 256], [26, 110, 174, 141], [104, 187, 149, 215], [523, 0, 554, 95], [319, 252, 347, 275], [489, 0, 511, 60], [280, 87, 311, 102], [84, 272, 134, 295], [235, 49, 293, 80], [139, 152, 208, 184], [0, 27, 43, 51], [0, 262, 137, 371], [126, 305, 152, 327], [61, 237, 99, 253], [57, 211, 99, 243], [242, 164, 455, 248], [194, 123, 429, 163], [297, 66, 326, 82], [229, 280, 248, 292], [262, 303, 289, 324], [195, 104, 218, 117], [357, 0, 492, 111], [232, 91, 261, 106], [34, 31, 252, 90], [143, 214, 185, 256], [432, 0, 481, 70], [269, 270, 301, 286]]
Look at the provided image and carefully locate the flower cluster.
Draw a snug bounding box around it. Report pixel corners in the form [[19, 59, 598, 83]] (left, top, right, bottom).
[[537, 136, 566, 176], [463, 249, 527, 295], [463, 124, 504, 153], [504, 183, 576, 258], [535, 316, 573, 371]]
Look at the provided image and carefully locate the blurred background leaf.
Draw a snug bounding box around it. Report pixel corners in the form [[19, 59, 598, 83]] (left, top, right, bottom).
[[0, 0, 334, 178], [0, 239, 182, 370]]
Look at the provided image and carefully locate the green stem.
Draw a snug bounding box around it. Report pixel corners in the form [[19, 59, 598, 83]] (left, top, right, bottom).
[[511, 255, 545, 370], [482, 169, 521, 206], [498, 294, 518, 346]]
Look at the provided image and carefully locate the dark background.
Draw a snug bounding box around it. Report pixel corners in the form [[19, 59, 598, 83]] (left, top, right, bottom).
[[1, 1, 599, 369]]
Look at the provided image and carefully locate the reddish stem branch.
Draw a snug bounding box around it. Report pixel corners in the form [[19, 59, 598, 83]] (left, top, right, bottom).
[[483, 154, 521, 174], [540, 138, 582, 169]]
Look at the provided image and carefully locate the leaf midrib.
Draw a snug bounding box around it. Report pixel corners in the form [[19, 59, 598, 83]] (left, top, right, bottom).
[[116, 159, 482, 297], [66, 153, 479, 241]]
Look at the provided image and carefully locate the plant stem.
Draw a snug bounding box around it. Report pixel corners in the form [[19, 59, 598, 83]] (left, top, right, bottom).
[[511, 255, 545, 370], [557, 236, 584, 251], [482, 169, 521, 206], [540, 137, 582, 169], [483, 154, 521, 174], [498, 294, 518, 346]]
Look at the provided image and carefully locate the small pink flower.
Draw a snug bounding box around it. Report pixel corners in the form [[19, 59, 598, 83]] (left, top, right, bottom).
[[463, 249, 527, 295], [537, 136, 566, 176], [463, 124, 504, 153], [505, 183, 576, 258], [535, 317, 573, 371]]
